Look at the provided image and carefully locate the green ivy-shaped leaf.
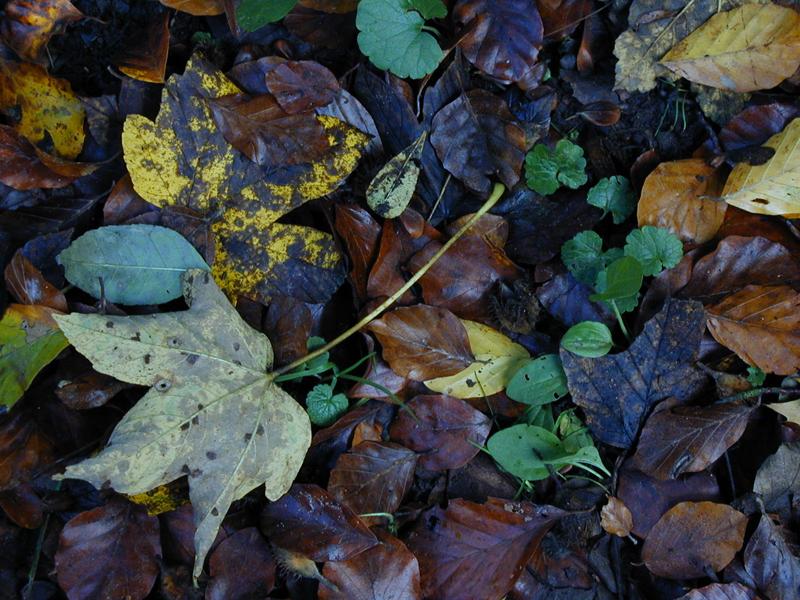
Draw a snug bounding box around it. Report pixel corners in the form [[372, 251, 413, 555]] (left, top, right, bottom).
[[357, 0, 444, 79], [587, 176, 636, 224], [306, 383, 349, 426], [623, 226, 684, 277], [524, 139, 587, 196], [560, 321, 613, 358]]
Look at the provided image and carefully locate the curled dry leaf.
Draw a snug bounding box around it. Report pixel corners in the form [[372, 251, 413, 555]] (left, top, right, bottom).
[[722, 118, 800, 217], [637, 159, 726, 245], [4, 252, 67, 312], [576, 101, 621, 127], [260, 483, 378, 562], [707, 285, 800, 375], [600, 497, 633, 538], [115, 12, 170, 84], [207, 528, 276, 600], [0, 0, 84, 63], [366, 305, 475, 381], [660, 4, 800, 93], [389, 394, 491, 471], [642, 501, 747, 579], [56, 497, 162, 600]]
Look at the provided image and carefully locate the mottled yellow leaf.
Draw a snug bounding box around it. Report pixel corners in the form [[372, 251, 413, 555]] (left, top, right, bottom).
[[54, 270, 311, 579], [660, 4, 800, 93], [122, 53, 368, 304], [722, 118, 800, 217], [0, 59, 85, 159], [425, 320, 529, 398]]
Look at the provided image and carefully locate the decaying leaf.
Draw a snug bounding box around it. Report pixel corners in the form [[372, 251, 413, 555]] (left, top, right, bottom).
[[707, 285, 800, 375], [367, 132, 427, 219], [0, 59, 85, 159], [115, 12, 170, 84], [743, 514, 800, 600], [722, 118, 800, 217], [0, 304, 68, 408], [754, 443, 800, 525], [660, 4, 800, 93], [207, 528, 276, 600], [53, 270, 311, 578], [637, 159, 726, 244], [4, 252, 67, 312], [122, 53, 368, 304], [562, 299, 707, 448], [600, 497, 633, 538], [0, 0, 84, 63]]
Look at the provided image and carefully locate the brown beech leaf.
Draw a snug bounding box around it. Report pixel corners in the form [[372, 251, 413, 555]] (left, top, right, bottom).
[[561, 299, 707, 448], [677, 583, 758, 600], [721, 103, 800, 152], [328, 441, 417, 517], [389, 394, 491, 471], [628, 401, 755, 480], [707, 285, 800, 375], [366, 305, 475, 381], [260, 484, 378, 562], [55, 371, 129, 410], [642, 501, 746, 579], [334, 204, 381, 303], [0, 409, 55, 491], [576, 100, 621, 127], [743, 514, 800, 600], [430, 90, 527, 195], [348, 348, 409, 401], [102, 174, 157, 225], [681, 236, 800, 304], [56, 497, 162, 600], [159, 0, 223, 15], [209, 93, 331, 168], [637, 159, 727, 245], [408, 234, 521, 321], [207, 527, 276, 600], [264, 295, 322, 367], [4, 251, 67, 312], [453, 0, 544, 85], [0, 0, 84, 63], [406, 498, 564, 600], [754, 443, 800, 525], [617, 469, 721, 538], [0, 483, 45, 529], [115, 12, 170, 84], [320, 528, 421, 600], [537, 0, 591, 40], [600, 497, 633, 538]]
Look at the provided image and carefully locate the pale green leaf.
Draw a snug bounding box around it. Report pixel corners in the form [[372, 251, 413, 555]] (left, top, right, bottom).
[[561, 321, 613, 358], [367, 131, 427, 218], [506, 354, 568, 406], [590, 257, 644, 303]]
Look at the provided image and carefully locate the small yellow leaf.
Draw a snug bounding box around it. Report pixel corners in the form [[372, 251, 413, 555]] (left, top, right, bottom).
[[660, 4, 800, 93], [425, 320, 529, 398], [767, 400, 800, 425], [0, 59, 85, 159], [721, 118, 800, 217]]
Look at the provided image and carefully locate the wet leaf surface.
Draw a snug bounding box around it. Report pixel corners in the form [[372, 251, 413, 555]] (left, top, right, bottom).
[[743, 514, 800, 600], [207, 527, 276, 600]]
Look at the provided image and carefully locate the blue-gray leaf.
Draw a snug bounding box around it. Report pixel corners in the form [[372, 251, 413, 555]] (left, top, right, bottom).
[[58, 225, 209, 305]]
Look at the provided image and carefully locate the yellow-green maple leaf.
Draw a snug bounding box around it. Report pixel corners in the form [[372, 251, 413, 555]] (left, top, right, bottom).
[[122, 54, 369, 304]]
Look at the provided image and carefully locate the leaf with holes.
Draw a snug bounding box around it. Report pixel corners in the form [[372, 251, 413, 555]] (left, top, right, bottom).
[[53, 269, 311, 579]]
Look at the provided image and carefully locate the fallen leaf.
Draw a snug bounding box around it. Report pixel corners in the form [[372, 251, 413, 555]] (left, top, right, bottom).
[[628, 401, 755, 479], [536, 273, 614, 328], [637, 159, 726, 244], [707, 285, 800, 375], [328, 441, 417, 516], [367, 132, 426, 219], [743, 514, 800, 600], [562, 299, 707, 448], [366, 305, 475, 381], [53, 270, 311, 578], [115, 12, 170, 84], [0, 59, 85, 159], [722, 118, 800, 216], [537, 0, 591, 40], [600, 497, 633, 538], [122, 54, 367, 304], [320, 528, 422, 600], [0, 409, 55, 491], [389, 394, 491, 471], [0, 304, 68, 408], [55, 370, 129, 410], [207, 528, 275, 600], [406, 498, 563, 600], [753, 443, 800, 525], [430, 90, 527, 195], [4, 251, 67, 312], [316, 89, 383, 159], [298, 0, 359, 13], [680, 236, 800, 303], [0, 0, 84, 63], [642, 501, 746, 579], [720, 102, 800, 152], [0, 483, 45, 529], [660, 4, 800, 93], [260, 483, 378, 561], [453, 0, 544, 85], [425, 319, 530, 398], [676, 583, 757, 600], [56, 497, 162, 600], [159, 0, 223, 15], [334, 204, 381, 303]]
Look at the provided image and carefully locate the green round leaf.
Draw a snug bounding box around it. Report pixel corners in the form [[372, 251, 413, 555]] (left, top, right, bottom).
[[487, 424, 563, 481], [561, 321, 613, 358], [524, 139, 587, 195], [306, 384, 349, 426], [553, 139, 588, 189], [623, 226, 684, 277], [237, 0, 297, 32], [590, 256, 643, 302], [586, 176, 636, 224], [58, 225, 209, 306], [357, 0, 443, 79], [506, 354, 568, 406], [561, 230, 604, 285]]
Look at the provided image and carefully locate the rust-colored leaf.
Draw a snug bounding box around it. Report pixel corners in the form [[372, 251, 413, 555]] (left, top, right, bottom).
[[335, 204, 381, 303], [0, 409, 55, 491], [115, 12, 170, 84], [600, 497, 633, 538], [707, 285, 800, 375], [264, 296, 321, 367], [576, 100, 621, 127], [4, 251, 67, 312], [56, 497, 162, 600], [366, 305, 475, 381], [207, 528, 276, 600], [642, 501, 746, 579], [537, 0, 591, 40], [0, 0, 84, 63], [720, 102, 800, 152], [406, 498, 563, 600], [55, 370, 129, 410], [389, 394, 491, 471]]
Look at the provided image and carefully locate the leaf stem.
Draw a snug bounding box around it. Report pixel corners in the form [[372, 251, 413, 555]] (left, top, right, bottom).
[[610, 300, 631, 341], [270, 183, 506, 378]]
